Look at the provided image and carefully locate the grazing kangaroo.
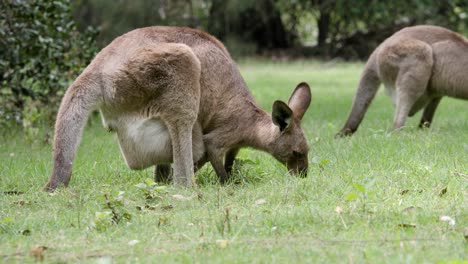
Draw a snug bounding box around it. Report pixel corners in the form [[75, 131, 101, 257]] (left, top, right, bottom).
[[336, 25, 468, 137], [44, 26, 311, 191]]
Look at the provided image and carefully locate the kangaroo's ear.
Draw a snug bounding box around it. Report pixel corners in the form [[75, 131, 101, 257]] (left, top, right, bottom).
[[288, 82, 311, 120], [272, 100, 293, 132]]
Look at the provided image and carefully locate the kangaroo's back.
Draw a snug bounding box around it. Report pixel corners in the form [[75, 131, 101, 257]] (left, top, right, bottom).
[[99, 27, 253, 129], [391, 25, 467, 44]]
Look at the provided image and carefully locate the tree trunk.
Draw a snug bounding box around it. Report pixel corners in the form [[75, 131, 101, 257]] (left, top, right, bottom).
[[314, 0, 333, 56], [317, 10, 330, 48], [207, 0, 228, 40], [252, 0, 292, 50]]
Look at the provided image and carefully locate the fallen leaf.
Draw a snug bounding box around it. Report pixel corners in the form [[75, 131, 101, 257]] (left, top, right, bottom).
[[158, 216, 168, 227], [161, 205, 173, 211], [402, 206, 422, 214], [400, 190, 409, 195], [216, 239, 229, 248], [398, 223, 417, 229], [30, 246, 48, 261], [3, 191, 24, 195], [255, 199, 266, 205], [20, 229, 31, 236], [438, 187, 448, 197], [400, 189, 424, 195], [172, 194, 191, 201], [13, 200, 30, 206], [453, 171, 468, 180], [197, 192, 204, 200]]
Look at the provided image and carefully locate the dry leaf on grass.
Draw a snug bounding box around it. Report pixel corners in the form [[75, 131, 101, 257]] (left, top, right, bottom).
[[398, 223, 417, 229], [255, 199, 266, 205], [216, 239, 229, 248], [172, 194, 191, 201], [30, 246, 48, 261]]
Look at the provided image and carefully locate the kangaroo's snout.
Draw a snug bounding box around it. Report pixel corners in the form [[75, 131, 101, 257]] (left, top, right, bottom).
[[286, 155, 308, 178]]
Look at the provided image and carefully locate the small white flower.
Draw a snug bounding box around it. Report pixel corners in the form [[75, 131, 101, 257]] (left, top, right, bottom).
[[128, 240, 140, 246], [335, 206, 343, 214], [440, 216, 455, 226]]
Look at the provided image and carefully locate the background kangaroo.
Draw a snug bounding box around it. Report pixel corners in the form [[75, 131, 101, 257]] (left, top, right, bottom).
[[336, 25, 468, 137], [44, 26, 311, 191]]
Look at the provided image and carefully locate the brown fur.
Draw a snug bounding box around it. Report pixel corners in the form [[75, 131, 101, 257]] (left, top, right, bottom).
[[336, 25, 468, 137], [44, 26, 311, 191]]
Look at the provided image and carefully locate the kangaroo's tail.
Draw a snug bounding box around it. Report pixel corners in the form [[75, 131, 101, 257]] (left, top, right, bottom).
[[336, 53, 381, 137], [44, 72, 101, 191]]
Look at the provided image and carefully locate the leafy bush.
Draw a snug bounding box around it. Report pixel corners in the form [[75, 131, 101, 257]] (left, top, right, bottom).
[[0, 0, 98, 132]]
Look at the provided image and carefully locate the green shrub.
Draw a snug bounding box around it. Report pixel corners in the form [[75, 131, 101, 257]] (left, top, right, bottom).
[[0, 0, 98, 132]]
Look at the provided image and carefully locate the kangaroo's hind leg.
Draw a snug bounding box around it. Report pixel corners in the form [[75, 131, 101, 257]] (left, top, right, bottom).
[[393, 43, 433, 130], [419, 97, 442, 128], [155, 45, 201, 187], [224, 147, 240, 176], [128, 43, 202, 187]]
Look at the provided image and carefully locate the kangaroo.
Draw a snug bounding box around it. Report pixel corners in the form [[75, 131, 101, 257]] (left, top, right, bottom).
[[44, 26, 311, 191], [336, 25, 468, 137]]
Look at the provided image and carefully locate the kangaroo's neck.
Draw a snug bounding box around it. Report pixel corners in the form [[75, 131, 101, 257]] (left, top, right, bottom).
[[239, 105, 279, 152], [253, 115, 278, 152], [220, 77, 279, 152], [196, 54, 279, 152]]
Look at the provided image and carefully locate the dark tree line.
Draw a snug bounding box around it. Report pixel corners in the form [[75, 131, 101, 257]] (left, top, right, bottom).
[[74, 0, 468, 59]]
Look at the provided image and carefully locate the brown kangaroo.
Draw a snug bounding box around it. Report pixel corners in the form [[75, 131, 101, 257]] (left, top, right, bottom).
[[336, 25, 468, 137], [44, 26, 311, 191]]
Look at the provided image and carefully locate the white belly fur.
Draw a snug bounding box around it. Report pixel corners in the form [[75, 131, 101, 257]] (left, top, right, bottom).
[[118, 116, 173, 169], [101, 113, 205, 170]]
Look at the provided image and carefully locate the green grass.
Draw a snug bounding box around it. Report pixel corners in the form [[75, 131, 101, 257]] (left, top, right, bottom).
[[1, 60, 467, 263]]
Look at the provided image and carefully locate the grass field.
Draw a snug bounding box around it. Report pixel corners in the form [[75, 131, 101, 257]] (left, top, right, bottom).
[[1, 60, 467, 263]]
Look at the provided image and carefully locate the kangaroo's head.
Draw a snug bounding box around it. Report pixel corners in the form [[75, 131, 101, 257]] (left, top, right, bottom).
[[270, 82, 311, 177]]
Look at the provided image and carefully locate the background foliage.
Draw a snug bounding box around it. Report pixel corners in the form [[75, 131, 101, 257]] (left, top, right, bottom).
[[0, 0, 97, 134], [1, 0, 468, 130]]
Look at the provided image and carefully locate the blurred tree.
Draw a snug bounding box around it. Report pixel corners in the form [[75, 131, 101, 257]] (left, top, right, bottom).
[[278, 0, 468, 59], [73, 0, 295, 54], [73, 0, 205, 47]]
